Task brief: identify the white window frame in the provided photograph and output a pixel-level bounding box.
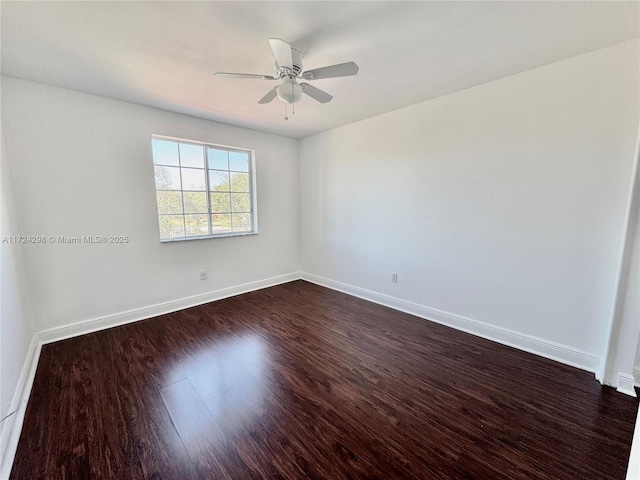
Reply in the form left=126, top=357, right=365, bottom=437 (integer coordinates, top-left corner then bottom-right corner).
left=151, top=134, right=259, bottom=242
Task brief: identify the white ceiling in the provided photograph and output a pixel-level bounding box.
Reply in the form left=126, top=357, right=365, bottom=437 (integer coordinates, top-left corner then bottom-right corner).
left=1, top=1, right=638, bottom=139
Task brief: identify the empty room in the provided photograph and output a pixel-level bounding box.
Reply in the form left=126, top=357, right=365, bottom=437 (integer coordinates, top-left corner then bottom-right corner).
left=1, top=1, right=640, bottom=479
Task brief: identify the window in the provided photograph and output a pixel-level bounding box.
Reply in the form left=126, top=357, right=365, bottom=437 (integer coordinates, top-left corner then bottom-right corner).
left=151, top=136, right=257, bottom=241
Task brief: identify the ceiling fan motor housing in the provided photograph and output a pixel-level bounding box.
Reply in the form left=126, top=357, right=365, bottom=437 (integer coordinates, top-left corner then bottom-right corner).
left=273, top=47, right=303, bottom=77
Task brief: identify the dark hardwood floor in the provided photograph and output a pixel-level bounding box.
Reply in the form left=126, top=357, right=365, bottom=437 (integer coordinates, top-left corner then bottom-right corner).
left=10, top=280, right=639, bottom=479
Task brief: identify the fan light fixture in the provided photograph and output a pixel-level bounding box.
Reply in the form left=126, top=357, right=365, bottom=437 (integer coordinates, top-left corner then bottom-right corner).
left=276, top=79, right=302, bottom=104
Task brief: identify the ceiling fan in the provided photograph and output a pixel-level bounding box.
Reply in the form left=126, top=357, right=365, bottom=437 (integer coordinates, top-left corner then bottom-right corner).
left=215, top=38, right=359, bottom=106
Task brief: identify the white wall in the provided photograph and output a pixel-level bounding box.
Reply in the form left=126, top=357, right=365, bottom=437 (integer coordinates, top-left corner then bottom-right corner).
left=0, top=125, right=36, bottom=460
left=630, top=207, right=640, bottom=379
left=602, top=124, right=639, bottom=391
left=300, top=39, right=639, bottom=366
left=1, top=77, right=300, bottom=332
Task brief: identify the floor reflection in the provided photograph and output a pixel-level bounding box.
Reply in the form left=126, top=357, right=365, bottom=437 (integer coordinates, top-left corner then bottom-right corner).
left=164, top=334, right=272, bottom=442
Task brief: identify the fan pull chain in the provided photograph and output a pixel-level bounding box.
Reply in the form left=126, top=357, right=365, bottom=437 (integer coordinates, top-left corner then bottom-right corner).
left=283, top=81, right=297, bottom=120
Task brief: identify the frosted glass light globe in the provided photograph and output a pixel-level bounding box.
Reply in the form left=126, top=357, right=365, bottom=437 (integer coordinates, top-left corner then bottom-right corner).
left=277, top=81, right=302, bottom=104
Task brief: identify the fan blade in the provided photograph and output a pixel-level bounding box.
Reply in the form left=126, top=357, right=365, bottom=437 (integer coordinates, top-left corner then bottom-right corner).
left=258, top=86, right=278, bottom=104
left=215, top=72, right=278, bottom=80
left=269, top=38, right=293, bottom=72
left=300, top=83, right=333, bottom=103
left=302, top=62, right=359, bottom=80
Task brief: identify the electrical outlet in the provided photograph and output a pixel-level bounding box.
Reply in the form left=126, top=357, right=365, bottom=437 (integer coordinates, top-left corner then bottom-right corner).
left=392, top=273, right=398, bottom=283
left=200, top=269, right=208, bottom=280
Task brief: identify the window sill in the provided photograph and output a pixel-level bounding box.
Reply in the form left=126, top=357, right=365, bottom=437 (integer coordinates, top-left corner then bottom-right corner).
left=160, top=231, right=258, bottom=243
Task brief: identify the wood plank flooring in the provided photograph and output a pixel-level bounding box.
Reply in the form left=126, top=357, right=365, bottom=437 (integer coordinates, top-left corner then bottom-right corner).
left=9, top=280, right=639, bottom=479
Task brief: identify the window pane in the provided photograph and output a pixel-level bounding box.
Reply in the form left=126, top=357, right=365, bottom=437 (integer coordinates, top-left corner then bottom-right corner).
left=232, top=213, right=252, bottom=232
left=152, top=138, right=255, bottom=241
left=155, top=166, right=182, bottom=190
left=152, top=139, right=179, bottom=166
left=183, top=191, right=207, bottom=214
left=210, top=192, right=231, bottom=213
left=181, top=168, right=206, bottom=191
left=159, top=215, right=185, bottom=239
left=184, top=214, right=209, bottom=237
left=230, top=172, right=249, bottom=192
left=211, top=214, right=232, bottom=234
left=230, top=193, right=251, bottom=213
left=179, top=143, right=204, bottom=168
left=209, top=170, right=229, bottom=191
left=156, top=191, right=183, bottom=214
left=208, top=148, right=228, bottom=170
left=229, top=151, right=249, bottom=172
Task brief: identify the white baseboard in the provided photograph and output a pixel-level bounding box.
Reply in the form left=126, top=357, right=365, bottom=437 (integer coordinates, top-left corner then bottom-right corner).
left=0, top=336, right=41, bottom=480
left=0, top=271, right=617, bottom=477
left=0, top=272, right=301, bottom=478
left=617, top=373, right=638, bottom=397
left=38, top=272, right=301, bottom=345
left=301, top=272, right=602, bottom=375
left=634, top=367, right=640, bottom=387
